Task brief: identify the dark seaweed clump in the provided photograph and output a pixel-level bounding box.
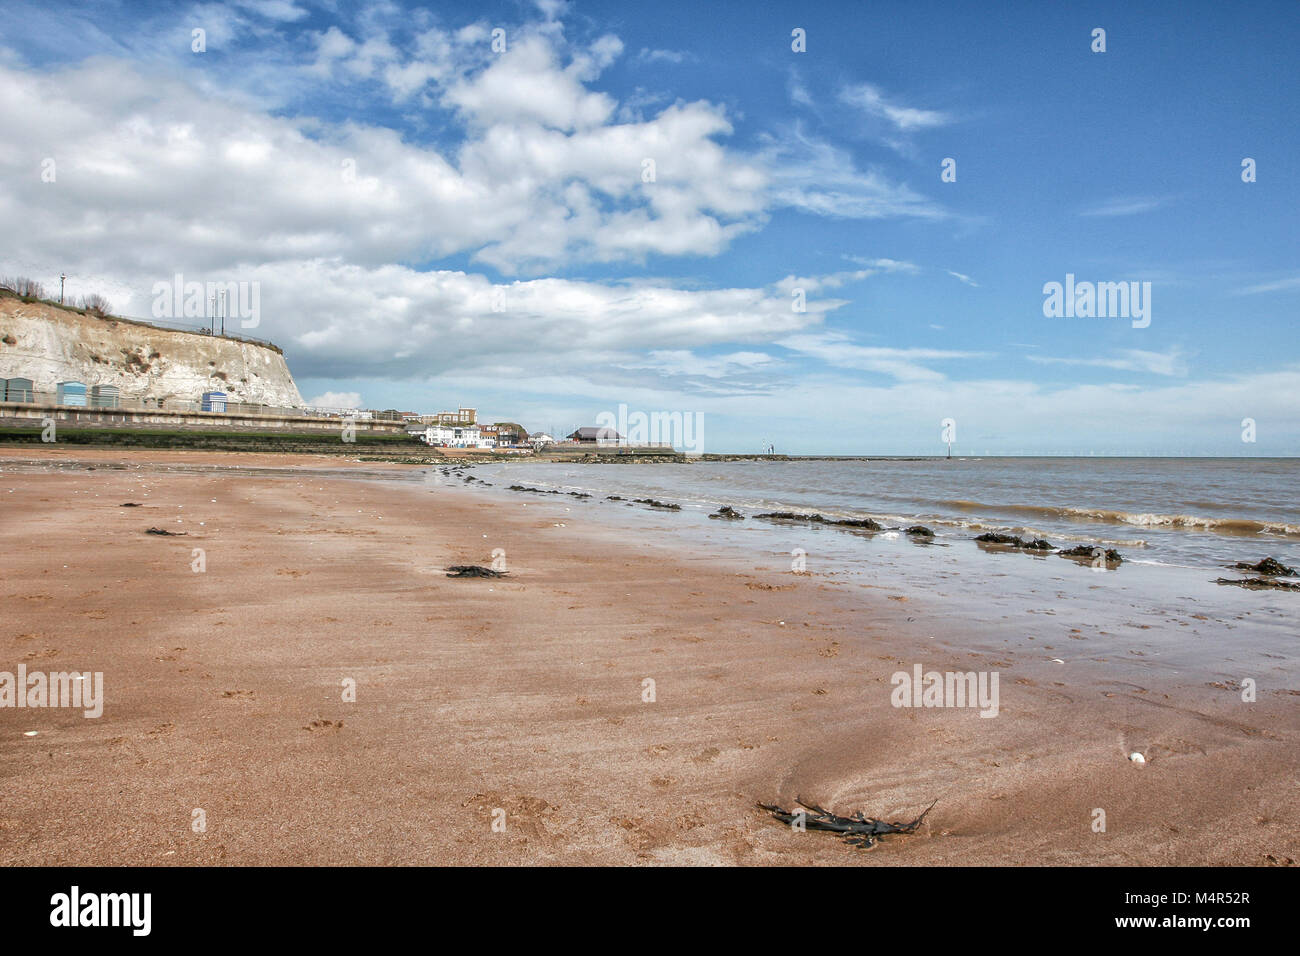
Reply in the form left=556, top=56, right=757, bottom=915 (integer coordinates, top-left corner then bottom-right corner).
left=1058, top=544, right=1124, bottom=567
left=446, top=565, right=507, bottom=578
left=754, top=512, right=883, bottom=531
left=1232, top=557, right=1296, bottom=576
left=1215, top=576, right=1300, bottom=592
left=975, top=532, right=1052, bottom=550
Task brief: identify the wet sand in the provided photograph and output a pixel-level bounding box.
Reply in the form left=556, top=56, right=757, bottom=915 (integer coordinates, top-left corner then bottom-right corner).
left=1, top=449, right=1297, bottom=865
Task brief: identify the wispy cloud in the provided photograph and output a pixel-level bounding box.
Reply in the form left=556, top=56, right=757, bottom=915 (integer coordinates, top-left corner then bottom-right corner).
left=946, top=270, right=978, bottom=287
left=757, top=126, right=945, bottom=220
left=774, top=259, right=918, bottom=295
left=1235, top=275, right=1300, bottom=295
left=235, top=0, right=309, bottom=22
left=844, top=256, right=919, bottom=273
left=1027, top=349, right=1188, bottom=377
left=622, top=349, right=776, bottom=379
left=779, top=332, right=988, bottom=382
left=1078, top=196, right=1169, bottom=217
left=788, top=70, right=815, bottom=110
left=838, top=83, right=950, bottom=131
left=636, top=48, right=692, bottom=64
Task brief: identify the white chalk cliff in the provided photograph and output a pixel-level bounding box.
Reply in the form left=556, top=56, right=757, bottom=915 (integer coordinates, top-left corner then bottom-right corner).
left=0, top=297, right=303, bottom=407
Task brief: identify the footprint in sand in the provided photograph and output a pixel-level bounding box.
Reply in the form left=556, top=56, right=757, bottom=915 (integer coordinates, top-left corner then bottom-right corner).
left=303, top=719, right=344, bottom=732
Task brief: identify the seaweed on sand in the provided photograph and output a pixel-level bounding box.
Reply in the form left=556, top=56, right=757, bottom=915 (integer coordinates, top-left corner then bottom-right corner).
left=446, top=565, right=508, bottom=578
left=1215, top=576, right=1300, bottom=592
left=1231, top=557, right=1296, bottom=576
left=754, top=512, right=883, bottom=531
left=758, top=798, right=937, bottom=849
left=1058, top=545, right=1124, bottom=567
left=975, top=533, right=1052, bottom=550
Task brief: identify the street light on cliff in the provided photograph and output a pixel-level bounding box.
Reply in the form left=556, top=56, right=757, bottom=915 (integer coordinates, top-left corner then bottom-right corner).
left=60, top=273, right=66, bottom=305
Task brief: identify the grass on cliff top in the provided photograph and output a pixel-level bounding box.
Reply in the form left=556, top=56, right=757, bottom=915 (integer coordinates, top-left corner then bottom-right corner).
left=0, top=287, right=283, bottom=354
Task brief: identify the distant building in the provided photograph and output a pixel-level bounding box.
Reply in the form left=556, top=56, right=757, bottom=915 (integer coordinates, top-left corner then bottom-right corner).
left=567, top=426, right=622, bottom=446
left=529, top=432, right=555, bottom=446
left=425, top=406, right=476, bottom=426
left=481, top=422, right=528, bottom=447
left=408, top=423, right=490, bottom=448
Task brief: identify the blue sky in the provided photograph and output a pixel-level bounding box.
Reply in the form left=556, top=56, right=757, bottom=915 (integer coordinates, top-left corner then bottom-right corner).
left=1, top=0, right=1296, bottom=454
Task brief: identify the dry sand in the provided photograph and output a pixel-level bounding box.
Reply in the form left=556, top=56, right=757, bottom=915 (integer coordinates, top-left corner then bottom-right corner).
left=1, top=449, right=1297, bottom=865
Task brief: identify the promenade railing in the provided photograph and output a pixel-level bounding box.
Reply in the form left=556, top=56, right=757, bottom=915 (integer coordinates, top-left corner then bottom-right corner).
left=2, top=389, right=383, bottom=422
left=104, top=314, right=282, bottom=351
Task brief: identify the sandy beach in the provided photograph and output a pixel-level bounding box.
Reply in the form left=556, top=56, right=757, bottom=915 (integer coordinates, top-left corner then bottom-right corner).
left=1, top=449, right=1297, bottom=866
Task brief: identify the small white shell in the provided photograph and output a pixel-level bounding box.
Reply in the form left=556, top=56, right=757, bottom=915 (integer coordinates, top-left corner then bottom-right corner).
left=1129, top=752, right=1146, bottom=765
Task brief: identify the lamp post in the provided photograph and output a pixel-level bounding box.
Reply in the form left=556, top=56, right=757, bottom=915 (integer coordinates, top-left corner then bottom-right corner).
left=209, top=294, right=216, bottom=333
left=60, top=273, right=66, bottom=305
left=217, top=290, right=226, bottom=337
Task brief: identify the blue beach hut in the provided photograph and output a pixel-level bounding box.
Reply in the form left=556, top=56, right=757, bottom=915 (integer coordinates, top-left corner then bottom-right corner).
left=201, top=391, right=227, bottom=412
left=57, top=381, right=87, bottom=406
left=5, top=378, right=34, bottom=402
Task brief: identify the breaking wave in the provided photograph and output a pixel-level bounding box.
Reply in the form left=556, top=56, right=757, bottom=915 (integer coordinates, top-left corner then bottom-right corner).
left=939, top=500, right=1299, bottom=537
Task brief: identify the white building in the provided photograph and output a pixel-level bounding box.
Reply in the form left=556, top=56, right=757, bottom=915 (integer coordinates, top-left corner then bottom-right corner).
left=408, top=423, right=491, bottom=448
